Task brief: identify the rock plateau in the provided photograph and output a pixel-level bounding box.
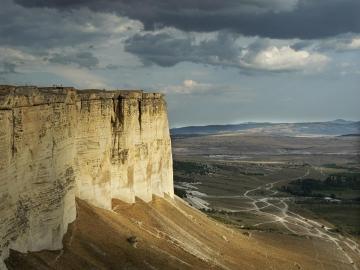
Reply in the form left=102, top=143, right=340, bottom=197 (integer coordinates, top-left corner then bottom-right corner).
left=0, top=86, right=173, bottom=269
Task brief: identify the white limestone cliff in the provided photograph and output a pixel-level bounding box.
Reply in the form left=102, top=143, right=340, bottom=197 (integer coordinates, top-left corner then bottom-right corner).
left=0, top=86, right=173, bottom=268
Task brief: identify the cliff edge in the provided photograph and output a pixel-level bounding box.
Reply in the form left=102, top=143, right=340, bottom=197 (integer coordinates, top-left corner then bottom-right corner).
left=0, top=85, right=173, bottom=268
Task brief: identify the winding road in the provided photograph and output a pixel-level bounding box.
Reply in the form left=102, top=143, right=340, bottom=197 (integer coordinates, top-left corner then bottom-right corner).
left=181, top=169, right=360, bottom=269
left=240, top=170, right=360, bottom=270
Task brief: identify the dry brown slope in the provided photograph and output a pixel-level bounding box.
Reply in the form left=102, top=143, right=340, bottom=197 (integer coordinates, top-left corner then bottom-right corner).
left=5, top=196, right=354, bottom=270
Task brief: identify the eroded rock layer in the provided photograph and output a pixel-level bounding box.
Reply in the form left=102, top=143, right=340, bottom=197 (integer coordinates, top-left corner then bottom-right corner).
left=0, top=86, right=173, bottom=267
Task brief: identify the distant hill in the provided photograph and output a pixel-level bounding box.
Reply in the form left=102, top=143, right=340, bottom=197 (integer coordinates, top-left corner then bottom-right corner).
left=340, top=133, right=360, bottom=137
left=171, top=120, right=360, bottom=137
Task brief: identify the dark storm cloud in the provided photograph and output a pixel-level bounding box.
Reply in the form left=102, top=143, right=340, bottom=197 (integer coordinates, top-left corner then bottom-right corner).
left=124, top=32, right=329, bottom=72
left=292, top=34, right=360, bottom=52
left=13, top=0, right=299, bottom=14
left=48, top=51, right=99, bottom=69
left=125, top=32, right=239, bottom=67
left=14, top=0, right=360, bottom=39
left=0, top=0, right=117, bottom=49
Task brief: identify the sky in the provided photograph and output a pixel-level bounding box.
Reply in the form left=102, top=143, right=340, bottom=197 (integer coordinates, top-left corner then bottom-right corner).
left=0, top=0, right=359, bottom=127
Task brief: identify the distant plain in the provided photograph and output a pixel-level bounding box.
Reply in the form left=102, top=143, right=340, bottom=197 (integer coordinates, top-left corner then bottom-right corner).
left=172, top=131, right=360, bottom=268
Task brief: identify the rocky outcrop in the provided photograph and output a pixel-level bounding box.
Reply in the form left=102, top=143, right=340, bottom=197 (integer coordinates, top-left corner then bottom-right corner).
left=0, top=86, right=173, bottom=268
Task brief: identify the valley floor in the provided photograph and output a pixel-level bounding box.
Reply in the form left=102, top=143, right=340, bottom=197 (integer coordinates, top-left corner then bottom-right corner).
left=171, top=132, right=360, bottom=269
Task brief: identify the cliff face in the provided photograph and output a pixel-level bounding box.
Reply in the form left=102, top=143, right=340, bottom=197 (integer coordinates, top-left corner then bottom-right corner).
left=0, top=86, right=173, bottom=267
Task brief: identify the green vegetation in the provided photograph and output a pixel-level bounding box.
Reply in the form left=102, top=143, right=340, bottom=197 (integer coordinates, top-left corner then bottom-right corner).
left=213, top=164, right=265, bottom=175
left=280, top=171, right=360, bottom=235
left=322, top=163, right=347, bottom=169
left=322, top=163, right=360, bottom=171
left=173, top=160, right=214, bottom=175
left=279, top=172, right=360, bottom=199
left=174, top=175, right=194, bottom=183
left=294, top=203, right=360, bottom=236
left=174, top=187, right=187, bottom=198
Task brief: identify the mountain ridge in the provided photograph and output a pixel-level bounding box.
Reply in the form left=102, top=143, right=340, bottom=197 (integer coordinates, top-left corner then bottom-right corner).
left=171, top=120, right=360, bottom=136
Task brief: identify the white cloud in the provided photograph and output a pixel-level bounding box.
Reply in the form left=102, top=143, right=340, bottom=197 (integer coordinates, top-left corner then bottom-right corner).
left=0, top=47, right=45, bottom=75
left=183, top=79, right=199, bottom=88
left=333, top=36, right=360, bottom=51
left=163, top=80, right=213, bottom=94
left=161, top=80, right=256, bottom=104
left=0, top=47, right=37, bottom=63
left=125, top=30, right=331, bottom=73
left=240, top=46, right=329, bottom=71
left=347, top=38, right=360, bottom=50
